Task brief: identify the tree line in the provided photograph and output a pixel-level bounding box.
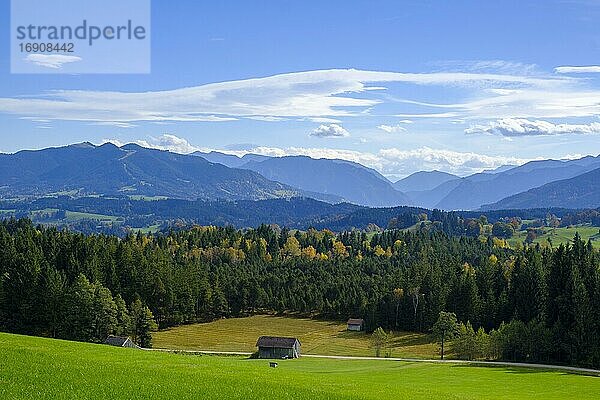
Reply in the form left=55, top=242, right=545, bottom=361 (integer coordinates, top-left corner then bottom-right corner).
left=0, top=218, right=598, bottom=367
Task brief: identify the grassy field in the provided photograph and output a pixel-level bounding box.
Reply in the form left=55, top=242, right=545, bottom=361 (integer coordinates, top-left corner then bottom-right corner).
left=130, top=224, right=162, bottom=234
left=64, top=211, right=121, bottom=222
left=1, top=332, right=599, bottom=400
left=128, top=195, right=168, bottom=201
left=25, top=209, right=121, bottom=223
left=509, top=225, right=600, bottom=249
left=153, top=315, right=441, bottom=359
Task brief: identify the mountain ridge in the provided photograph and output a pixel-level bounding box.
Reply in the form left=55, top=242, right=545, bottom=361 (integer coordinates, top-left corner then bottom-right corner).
left=482, top=167, right=600, bottom=210
left=434, top=155, right=600, bottom=210
left=0, top=143, right=337, bottom=202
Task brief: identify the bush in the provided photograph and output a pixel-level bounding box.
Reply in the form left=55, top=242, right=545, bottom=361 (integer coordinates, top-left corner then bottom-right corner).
left=453, top=322, right=477, bottom=360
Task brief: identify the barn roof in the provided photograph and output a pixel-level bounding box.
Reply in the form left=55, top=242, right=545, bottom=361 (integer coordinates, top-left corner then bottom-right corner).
left=347, top=318, right=365, bottom=325
left=256, top=336, right=300, bottom=348
left=104, top=335, right=131, bottom=347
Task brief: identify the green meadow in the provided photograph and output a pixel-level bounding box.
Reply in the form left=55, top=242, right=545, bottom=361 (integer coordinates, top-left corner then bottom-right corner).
left=1, top=332, right=599, bottom=400
left=153, top=315, right=439, bottom=359
left=509, top=225, right=600, bottom=249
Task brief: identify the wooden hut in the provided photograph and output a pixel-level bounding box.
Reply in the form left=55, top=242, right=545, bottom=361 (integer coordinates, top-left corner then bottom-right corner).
left=256, top=336, right=301, bottom=359
left=104, top=335, right=139, bottom=349
left=347, top=318, right=365, bottom=331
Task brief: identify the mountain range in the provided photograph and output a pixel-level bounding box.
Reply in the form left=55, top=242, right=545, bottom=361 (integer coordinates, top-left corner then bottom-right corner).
left=194, top=151, right=408, bottom=207
left=0, top=143, right=335, bottom=202
left=393, top=170, right=459, bottom=192
left=0, top=143, right=599, bottom=211
left=435, top=155, right=600, bottom=210
left=483, top=167, right=600, bottom=210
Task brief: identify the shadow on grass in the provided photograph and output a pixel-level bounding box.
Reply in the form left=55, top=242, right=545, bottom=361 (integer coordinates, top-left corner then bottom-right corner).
left=334, top=331, right=365, bottom=339
left=451, top=363, right=599, bottom=377
left=390, top=333, right=432, bottom=348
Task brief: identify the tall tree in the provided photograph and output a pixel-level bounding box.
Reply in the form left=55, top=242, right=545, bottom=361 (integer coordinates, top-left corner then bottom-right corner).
left=130, top=299, right=158, bottom=348
left=432, top=311, right=459, bottom=360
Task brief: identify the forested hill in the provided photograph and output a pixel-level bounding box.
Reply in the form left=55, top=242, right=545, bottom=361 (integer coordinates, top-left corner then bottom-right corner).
left=0, top=142, right=339, bottom=202
left=1, top=195, right=584, bottom=236
left=1, top=218, right=599, bottom=368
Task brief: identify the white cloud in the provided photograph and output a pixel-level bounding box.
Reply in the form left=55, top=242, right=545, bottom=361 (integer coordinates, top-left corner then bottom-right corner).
left=465, top=118, right=600, bottom=136
left=377, top=124, right=407, bottom=133
left=408, top=87, right=600, bottom=120
left=25, top=54, right=82, bottom=69
left=555, top=66, right=600, bottom=74
left=93, top=121, right=136, bottom=128
left=310, top=124, right=350, bottom=138
left=102, top=134, right=200, bottom=154
left=245, top=116, right=286, bottom=122
left=0, top=68, right=573, bottom=125
left=432, top=60, right=540, bottom=76
left=207, top=144, right=531, bottom=178
left=396, top=112, right=461, bottom=119
left=376, top=147, right=530, bottom=177
left=105, top=134, right=595, bottom=178
left=398, top=119, right=413, bottom=124
left=304, top=117, right=343, bottom=123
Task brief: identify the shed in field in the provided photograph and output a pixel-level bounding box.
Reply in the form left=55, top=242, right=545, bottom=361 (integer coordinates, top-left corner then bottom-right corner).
left=104, top=335, right=139, bottom=349
left=347, top=318, right=365, bottom=331
left=256, top=336, right=301, bottom=359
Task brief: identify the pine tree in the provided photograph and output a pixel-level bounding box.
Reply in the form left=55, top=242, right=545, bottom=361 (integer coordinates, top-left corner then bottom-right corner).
left=64, top=274, right=95, bottom=341
left=130, top=299, right=158, bottom=348
left=92, top=284, right=118, bottom=342
left=114, top=294, right=131, bottom=336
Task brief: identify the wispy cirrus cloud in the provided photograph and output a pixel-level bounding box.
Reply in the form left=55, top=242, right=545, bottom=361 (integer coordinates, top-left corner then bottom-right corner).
left=431, top=60, right=540, bottom=76
left=0, top=68, right=574, bottom=125
left=465, top=118, right=600, bottom=136
left=93, top=121, right=136, bottom=128
left=410, top=87, right=600, bottom=120
left=555, top=65, right=600, bottom=74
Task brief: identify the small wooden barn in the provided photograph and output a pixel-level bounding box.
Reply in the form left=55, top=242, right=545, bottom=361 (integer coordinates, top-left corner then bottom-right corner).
left=104, top=335, right=139, bottom=349
left=256, top=336, right=301, bottom=359
left=347, top=318, right=365, bottom=331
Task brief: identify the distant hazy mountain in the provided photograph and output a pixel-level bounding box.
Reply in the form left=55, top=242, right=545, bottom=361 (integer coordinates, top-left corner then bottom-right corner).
left=0, top=143, right=330, bottom=201
left=482, top=167, right=600, bottom=210
left=434, top=155, right=600, bottom=210
left=194, top=151, right=270, bottom=168
left=405, top=179, right=463, bottom=209
left=393, top=170, right=459, bottom=192
left=482, top=165, right=517, bottom=174
left=237, top=155, right=409, bottom=207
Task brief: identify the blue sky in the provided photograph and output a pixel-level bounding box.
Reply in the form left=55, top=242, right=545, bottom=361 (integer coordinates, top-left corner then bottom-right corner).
left=1, top=0, right=600, bottom=179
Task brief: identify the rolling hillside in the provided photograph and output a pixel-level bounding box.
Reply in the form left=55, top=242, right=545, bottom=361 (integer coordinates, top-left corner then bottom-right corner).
left=153, top=315, right=437, bottom=358
left=2, top=332, right=599, bottom=400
